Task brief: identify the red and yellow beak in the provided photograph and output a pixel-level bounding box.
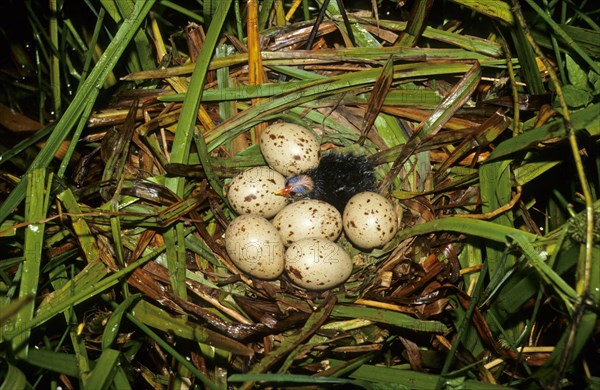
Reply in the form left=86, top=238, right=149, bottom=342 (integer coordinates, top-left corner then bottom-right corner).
left=275, top=185, right=293, bottom=197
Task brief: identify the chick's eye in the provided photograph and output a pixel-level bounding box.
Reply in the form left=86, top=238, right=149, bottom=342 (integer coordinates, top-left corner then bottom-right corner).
left=286, top=177, right=300, bottom=186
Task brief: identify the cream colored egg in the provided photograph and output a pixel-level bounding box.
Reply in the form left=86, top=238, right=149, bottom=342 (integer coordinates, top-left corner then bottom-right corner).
left=226, top=166, right=288, bottom=218
left=273, top=200, right=342, bottom=246
left=225, top=214, right=285, bottom=279
left=343, top=192, right=398, bottom=249
left=285, top=238, right=353, bottom=290
left=259, top=122, right=320, bottom=176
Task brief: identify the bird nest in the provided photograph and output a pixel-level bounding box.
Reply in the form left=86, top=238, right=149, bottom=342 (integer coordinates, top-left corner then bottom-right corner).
left=1, top=1, right=599, bottom=389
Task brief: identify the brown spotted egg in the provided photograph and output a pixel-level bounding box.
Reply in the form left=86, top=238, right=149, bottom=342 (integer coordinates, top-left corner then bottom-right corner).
left=343, top=192, right=398, bottom=249
left=226, top=166, right=288, bottom=218
left=259, top=122, right=320, bottom=176
left=225, top=214, right=285, bottom=279
left=272, top=200, right=342, bottom=246
left=285, top=238, right=353, bottom=290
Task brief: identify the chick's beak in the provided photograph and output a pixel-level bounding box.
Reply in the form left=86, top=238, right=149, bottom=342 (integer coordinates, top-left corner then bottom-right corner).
left=275, top=185, right=293, bottom=197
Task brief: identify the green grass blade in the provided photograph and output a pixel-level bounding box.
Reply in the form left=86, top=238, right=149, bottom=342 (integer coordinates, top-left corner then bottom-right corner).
left=49, top=0, right=61, bottom=116
left=167, top=0, right=233, bottom=171
left=513, top=159, right=561, bottom=185
left=510, top=24, right=545, bottom=95
left=0, top=362, right=28, bottom=390
left=159, top=81, right=441, bottom=107
left=228, top=373, right=350, bottom=384
left=85, top=348, right=121, bottom=390
left=439, top=260, right=488, bottom=382
left=12, top=168, right=52, bottom=358
left=449, top=0, right=514, bottom=24
left=396, top=217, right=538, bottom=245
left=56, top=187, right=100, bottom=262
left=112, top=367, right=132, bottom=390
left=258, top=0, right=274, bottom=30
left=99, top=0, right=125, bottom=23
left=396, top=0, right=433, bottom=47
left=479, top=161, right=515, bottom=276
left=77, top=8, right=106, bottom=90
left=507, top=233, right=579, bottom=309
left=113, top=0, right=155, bottom=72
left=329, top=359, right=510, bottom=389
left=159, top=0, right=203, bottom=22
left=163, top=0, right=232, bottom=299
left=24, top=349, right=81, bottom=377
left=164, top=227, right=188, bottom=299
left=57, top=99, right=95, bottom=178
left=124, top=46, right=499, bottom=81
left=202, top=0, right=219, bottom=27
left=48, top=262, right=92, bottom=382
left=0, top=124, right=54, bottom=168
left=381, top=61, right=481, bottom=192
left=101, top=294, right=141, bottom=349
left=331, top=305, right=448, bottom=333
left=0, top=297, right=32, bottom=327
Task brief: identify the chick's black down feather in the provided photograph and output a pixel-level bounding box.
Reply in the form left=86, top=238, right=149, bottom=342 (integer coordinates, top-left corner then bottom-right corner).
left=305, top=153, right=376, bottom=212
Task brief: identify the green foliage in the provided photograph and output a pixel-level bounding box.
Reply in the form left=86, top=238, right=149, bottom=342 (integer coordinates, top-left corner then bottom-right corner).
left=0, top=0, right=598, bottom=388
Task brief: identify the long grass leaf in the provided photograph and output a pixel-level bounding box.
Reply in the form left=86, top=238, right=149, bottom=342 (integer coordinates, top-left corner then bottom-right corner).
left=24, top=349, right=80, bottom=378
left=123, top=47, right=499, bottom=80
left=229, top=373, right=349, bottom=384
left=397, top=217, right=538, bottom=245
left=85, top=348, right=121, bottom=390
left=328, top=359, right=509, bottom=389
left=56, top=188, right=100, bottom=263
left=510, top=25, right=545, bottom=95
left=479, top=161, right=515, bottom=276
left=101, top=294, right=141, bottom=349
left=0, top=362, right=28, bottom=390
left=449, top=0, right=514, bottom=24
left=396, top=0, right=433, bottom=47
left=162, top=0, right=232, bottom=299
left=332, top=305, right=448, bottom=333
left=167, top=0, right=233, bottom=171
left=12, top=168, right=52, bottom=357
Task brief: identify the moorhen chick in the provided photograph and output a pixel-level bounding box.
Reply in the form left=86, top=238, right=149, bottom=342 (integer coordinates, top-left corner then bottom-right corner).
left=276, top=153, right=376, bottom=212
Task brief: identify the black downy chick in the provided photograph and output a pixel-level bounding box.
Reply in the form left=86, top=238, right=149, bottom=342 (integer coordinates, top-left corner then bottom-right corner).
left=276, top=153, right=376, bottom=212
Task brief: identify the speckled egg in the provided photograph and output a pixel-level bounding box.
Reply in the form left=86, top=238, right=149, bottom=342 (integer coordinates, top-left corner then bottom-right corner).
left=225, top=214, right=285, bottom=279
left=226, top=166, right=288, bottom=218
left=285, top=238, right=353, bottom=290
left=343, top=192, right=398, bottom=249
left=259, top=122, right=320, bottom=176
left=272, top=200, right=342, bottom=246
